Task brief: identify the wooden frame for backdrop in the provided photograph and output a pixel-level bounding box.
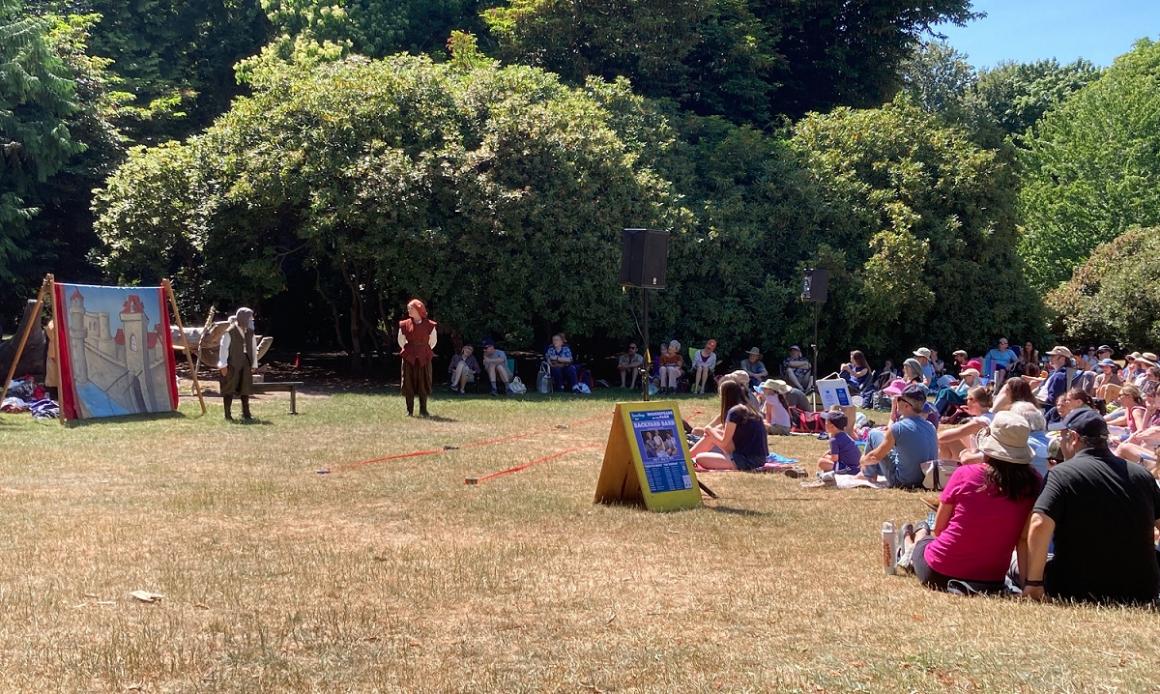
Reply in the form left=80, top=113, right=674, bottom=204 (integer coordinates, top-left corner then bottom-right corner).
left=1, top=275, right=206, bottom=423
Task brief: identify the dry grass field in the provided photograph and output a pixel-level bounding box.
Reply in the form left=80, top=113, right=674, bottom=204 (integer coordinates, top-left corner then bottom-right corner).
left=1, top=390, right=1156, bottom=692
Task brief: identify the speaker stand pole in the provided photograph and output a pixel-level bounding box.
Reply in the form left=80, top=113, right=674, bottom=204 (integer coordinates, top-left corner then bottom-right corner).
left=640, top=287, right=650, bottom=402
left=810, top=299, right=820, bottom=411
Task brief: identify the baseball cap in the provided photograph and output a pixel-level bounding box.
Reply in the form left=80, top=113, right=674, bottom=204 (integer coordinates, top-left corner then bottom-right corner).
left=959, top=368, right=980, bottom=378
left=898, top=384, right=927, bottom=408
left=1062, top=408, right=1108, bottom=439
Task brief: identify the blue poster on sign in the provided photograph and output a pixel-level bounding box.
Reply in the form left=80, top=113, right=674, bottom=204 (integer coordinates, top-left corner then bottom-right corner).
left=629, top=409, right=693, bottom=494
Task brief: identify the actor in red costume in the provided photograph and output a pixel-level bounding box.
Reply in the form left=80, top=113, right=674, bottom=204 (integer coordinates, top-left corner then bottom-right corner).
left=398, top=299, right=437, bottom=417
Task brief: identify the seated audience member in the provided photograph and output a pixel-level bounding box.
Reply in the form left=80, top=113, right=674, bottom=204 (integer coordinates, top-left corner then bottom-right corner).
left=690, top=381, right=769, bottom=471
left=782, top=345, right=814, bottom=393
left=617, top=342, right=644, bottom=389
left=1097, top=344, right=1114, bottom=362
left=658, top=340, right=684, bottom=394
left=1017, top=341, right=1039, bottom=376
left=984, top=337, right=1019, bottom=383
left=886, top=372, right=939, bottom=429
left=901, top=358, right=925, bottom=387
left=448, top=345, right=481, bottom=394
left=1121, top=353, right=1140, bottom=383
left=1106, top=384, right=1146, bottom=435
left=912, top=348, right=936, bottom=388
left=930, top=349, right=946, bottom=379
left=880, top=359, right=898, bottom=378
left=948, top=350, right=969, bottom=379
left=1094, top=358, right=1122, bottom=394
left=1010, top=402, right=1051, bottom=478
left=691, top=339, right=718, bottom=394
left=992, top=376, right=1038, bottom=412
left=1077, top=346, right=1098, bottom=371
left=859, top=385, right=938, bottom=489
left=839, top=350, right=873, bottom=393
left=545, top=333, right=578, bottom=392
left=759, top=379, right=793, bottom=436
left=742, top=347, right=768, bottom=388
left=1039, top=346, right=1075, bottom=417
left=817, top=411, right=860, bottom=476
left=933, top=368, right=979, bottom=416
left=1023, top=409, right=1160, bottom=604
left=1133, top=355, right=1159, bottom=386
left=901, top=412, right=1041, bottom=591
left=1113, top=384, right=1160, bottom=466
left=937, top=387, right=994, bottom=461
left=480, top=339, right=512, bottom=395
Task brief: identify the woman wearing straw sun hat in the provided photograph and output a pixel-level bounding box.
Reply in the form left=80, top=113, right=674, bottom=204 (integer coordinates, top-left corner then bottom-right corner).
left=896, top=411, right=1043, bottom=591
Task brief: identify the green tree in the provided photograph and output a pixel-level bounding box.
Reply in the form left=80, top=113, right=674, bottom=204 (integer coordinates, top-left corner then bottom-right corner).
left=790, top=98, right=1043, bottom=355
left=485, top=0, right=978, bottom=126
left=898, top=40, right=974, bottom=119
left=29, top=0, right=270, bottom=143
left=94, top=55, right=685, bottom=363
left=1018, top=39, right=1160, bottom=291
left=1045, top=227, right=1160, bottom=348
left=965, top=57, right=1101, bottom=146
left=0, top=0, right=82, bottom=312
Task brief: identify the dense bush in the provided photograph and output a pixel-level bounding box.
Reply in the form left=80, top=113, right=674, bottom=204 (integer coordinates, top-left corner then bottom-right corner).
left=1046, top=227, right=1160, bottom=349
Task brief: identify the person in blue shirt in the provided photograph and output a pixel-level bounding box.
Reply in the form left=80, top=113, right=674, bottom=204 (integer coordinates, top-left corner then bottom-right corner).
left=913, top=347, right=936, bottom=388
left=817, top=411, right=861, bottom=475
left=544, top=333, right=578, bottom=392
left=1041, top=346, right=1076, bottom=422
left=983, top=337, right=1019, bottom=382
left=859, top=385, right=938, bottom=489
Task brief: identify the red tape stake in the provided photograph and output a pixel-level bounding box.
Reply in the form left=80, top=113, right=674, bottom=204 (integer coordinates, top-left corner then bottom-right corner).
left=465, top=444, right=600, bottom=486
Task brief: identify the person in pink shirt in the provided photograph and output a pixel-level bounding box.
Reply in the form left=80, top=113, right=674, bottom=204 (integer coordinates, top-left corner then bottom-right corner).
left=902, top=412, right=1043, bottom=590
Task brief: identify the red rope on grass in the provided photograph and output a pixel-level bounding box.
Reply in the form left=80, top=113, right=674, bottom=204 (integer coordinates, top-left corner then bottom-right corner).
left=335, top=411, right=609, bottom=472
left=465, top=444, right=601, bottom=486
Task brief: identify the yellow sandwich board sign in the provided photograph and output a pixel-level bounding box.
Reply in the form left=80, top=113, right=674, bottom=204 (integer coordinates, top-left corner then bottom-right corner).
left=594, top=402, right=702, bottom=512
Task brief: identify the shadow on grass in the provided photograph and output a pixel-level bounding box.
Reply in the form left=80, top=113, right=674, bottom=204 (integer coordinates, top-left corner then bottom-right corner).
left=64, top=410, right=190, bottom=428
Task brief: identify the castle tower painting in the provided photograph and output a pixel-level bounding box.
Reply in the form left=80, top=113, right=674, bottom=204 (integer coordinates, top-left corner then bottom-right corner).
left=52, top=283, right=179, bottom=421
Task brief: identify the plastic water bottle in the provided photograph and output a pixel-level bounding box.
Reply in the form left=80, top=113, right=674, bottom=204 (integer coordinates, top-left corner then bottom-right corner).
left=881, top=521, right=897, bottom=575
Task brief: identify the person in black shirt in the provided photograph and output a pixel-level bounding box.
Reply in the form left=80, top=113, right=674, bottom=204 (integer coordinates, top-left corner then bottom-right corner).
left=1023, top=409, right=1160, bottom=604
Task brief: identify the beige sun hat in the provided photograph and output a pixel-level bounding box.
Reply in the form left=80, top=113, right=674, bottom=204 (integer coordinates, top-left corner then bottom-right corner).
left=746, top=347, right=762, bottom=356
left=1046, top=346, right=1073, bottom=359
left=977, top=411, right=1032, bottom=465
left=959, top=368, right=980, bottom=378
left=913, top=347, right=932, bottom=359
left=759, top=379, right=789, bottom=394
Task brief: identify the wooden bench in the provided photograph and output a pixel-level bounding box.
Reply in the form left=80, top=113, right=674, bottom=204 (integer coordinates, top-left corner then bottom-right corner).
left=251, top=381, right=305, bottom=414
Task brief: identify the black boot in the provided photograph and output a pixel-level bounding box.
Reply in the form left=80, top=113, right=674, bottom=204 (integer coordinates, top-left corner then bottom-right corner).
left=223, top=396, right=234, bottom=421
left=241, top=396, right=253, bottom=421
left=419, top=396, right=430, bottom=417
left=405, top=395, right=414, bottom=417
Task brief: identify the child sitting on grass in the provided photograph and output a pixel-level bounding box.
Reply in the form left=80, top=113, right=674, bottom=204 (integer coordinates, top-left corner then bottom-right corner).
left=816, top=411, right=860, bottom=476
left=760, top=379, right=793, bottom=435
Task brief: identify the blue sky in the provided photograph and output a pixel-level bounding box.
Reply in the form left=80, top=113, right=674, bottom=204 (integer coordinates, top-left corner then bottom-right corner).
left=936, top=0, right=1160, bottom=69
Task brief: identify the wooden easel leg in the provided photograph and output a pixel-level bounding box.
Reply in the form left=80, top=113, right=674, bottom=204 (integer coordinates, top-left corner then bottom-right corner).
left=163, top=279, right=207, bottom=415
left=0, top=275, right=51, bottom=406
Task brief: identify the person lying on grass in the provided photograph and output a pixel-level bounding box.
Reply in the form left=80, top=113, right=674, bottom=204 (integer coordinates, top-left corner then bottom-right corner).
left=816, top=411, right=860, bottom=476
left=937, top=387, right=994, bottom=462
left=896, top=412, right=1041, bottom=592
left=689, top=380, right=769, bottom=472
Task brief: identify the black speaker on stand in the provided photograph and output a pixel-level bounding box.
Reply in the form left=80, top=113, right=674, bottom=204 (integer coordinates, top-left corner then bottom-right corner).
left=621, top=229, right=669, bottom=402
left=802, top=268, right=828, bottom=409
